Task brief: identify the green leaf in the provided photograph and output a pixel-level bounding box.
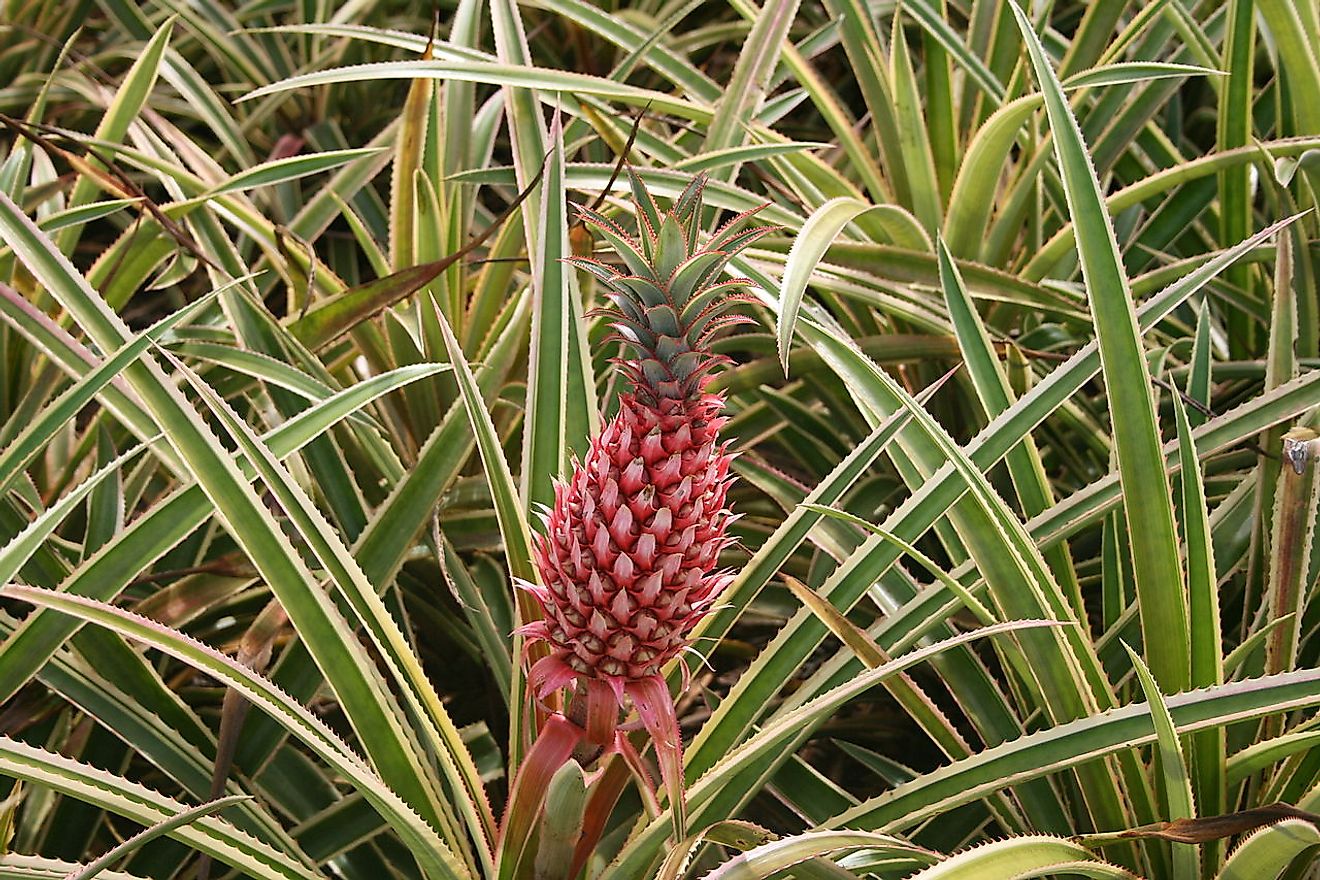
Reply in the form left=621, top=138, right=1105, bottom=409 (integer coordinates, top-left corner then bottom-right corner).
left=938, top=238, right=1081, bottom=613
left=0, top=285, right=225, bottom=493
left=0, top=735, right=320, bottom=880
left=1255, top=0, right=1320, bottom=134
left=1061, top=61, right=1224, bottom=90
left=704, top=0, right=803, bottom=168
left=704, top=830, right=936, bottom=879
left=900, top=0, right=1004, bottom=104
left=889, top=12, right=943, bottom=233
left=161, top=349, right=495, bottom=869
left=67, top=795, right=253, bottom=880
left=0, top=446, right=146, bottom=587
left=782, top=563, right=986, bottom=776
left=943, top=95, right=1041, bottom=259
left=237, top=24, right=491, bottom=61
left=205, top=149, right=385, bottom=196
left=348, top=292, right=529, bottom=610
left=1124, top=644, right=1198, bottom=878
left=0, top=363, right=452, bottom=707
left=0, top=588, right=470, bottom=880
left=673, top=207, right=1294, bottom=854
left=519, top=0, right=719, bottom=100
left=1227, top=731, right=1320, bottom=787
left=827, top=668, right=1320, bottom=834
left=430, top=293, right=539, bottom=780
left=0, top=611, right=298, bottom=856
left=1173, top=395, right=1225, bottom=827
left=521, top=115, right=597, bottom=510
left=55, top=17, right=173, bottom=254
left=29, top=198, right=142, bottom=233
left=823, top=0, right=908, bottom=207
left=1011, top=0, right=1189, bottom=693
left=673, top=143, right=831, bottom=174
left=431, top=304, right=536, bottom=584
left=906, top=836, right=1124, bottom=879
left=602, top=621, right=1068, bottom=878
left=683, top=378, right=933, bottom=681
left=1217, top=819, right=1320, bottom=879
left=778, top=198, right=917, bottom=374
left=1218, top=0, right=1257, bottom=356
left=1031, top=370, right=1320, bottom=558
left=532, top=760, right=587, bottom=880
left=0, top=853, right=146, bottom=880
left=239, top=60, right=712, bottom=122
left=1187, top=299, right=1214, bottom=427
left=169, top=340, right=386, bottom=429
left=802, top=504, right=996, bottom=624
left=0, top=183, right=467, bottom=868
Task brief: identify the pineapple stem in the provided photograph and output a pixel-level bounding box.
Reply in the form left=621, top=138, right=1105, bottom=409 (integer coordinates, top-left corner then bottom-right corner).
left=567, top=681, right=606, bottom=766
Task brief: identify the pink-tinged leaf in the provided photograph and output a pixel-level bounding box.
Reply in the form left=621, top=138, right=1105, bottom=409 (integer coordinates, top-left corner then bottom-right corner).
left=527, top=655, right=578, bottom=701
left=0, top=283, right=131, bottom=397
left=584, top=678, right=621, bottom=747
left=613, top=731, right=661, bottom=817
left=626, top=675, right=685, bottom=840
left=498, top=714, right=583, bottom=877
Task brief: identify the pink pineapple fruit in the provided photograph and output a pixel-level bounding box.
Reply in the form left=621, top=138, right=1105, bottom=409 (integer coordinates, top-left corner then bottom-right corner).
left=517, top=170, right=771, bottom=830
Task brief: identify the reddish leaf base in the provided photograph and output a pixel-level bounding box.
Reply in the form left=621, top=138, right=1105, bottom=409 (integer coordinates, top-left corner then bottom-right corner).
left=499, top=676, right=688, bottom=876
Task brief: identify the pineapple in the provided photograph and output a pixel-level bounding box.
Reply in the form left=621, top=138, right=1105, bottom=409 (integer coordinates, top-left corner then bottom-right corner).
left=517, top=171, right=771, bottom=823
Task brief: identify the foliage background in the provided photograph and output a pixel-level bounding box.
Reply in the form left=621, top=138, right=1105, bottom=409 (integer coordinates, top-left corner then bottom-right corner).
left=0, top=0, right=1319, bottom=877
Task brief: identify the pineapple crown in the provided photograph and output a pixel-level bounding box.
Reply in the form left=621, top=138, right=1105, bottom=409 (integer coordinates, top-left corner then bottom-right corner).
left=567, top=169, right=775, bottom=405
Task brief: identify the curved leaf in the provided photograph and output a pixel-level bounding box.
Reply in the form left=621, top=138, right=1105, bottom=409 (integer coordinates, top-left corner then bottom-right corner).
left=0, top=586, right=471, bottom=880
left=0, top=737, right=319, bottom=880
left=703, top=830, right=936, bottom=879
left=1218, top=819, right=1320, bottom=879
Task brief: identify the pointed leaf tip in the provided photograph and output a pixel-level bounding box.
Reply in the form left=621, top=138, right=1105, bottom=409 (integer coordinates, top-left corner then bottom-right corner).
left=778, top=197, right=882, bottom=376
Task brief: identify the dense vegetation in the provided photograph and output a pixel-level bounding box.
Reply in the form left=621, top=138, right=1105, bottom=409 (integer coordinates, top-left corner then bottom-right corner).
left=0, top=0, right=1319, bottom=877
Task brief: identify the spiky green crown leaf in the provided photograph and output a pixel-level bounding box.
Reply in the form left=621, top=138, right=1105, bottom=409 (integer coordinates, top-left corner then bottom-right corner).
left=568, top=170, right=774, bottom=404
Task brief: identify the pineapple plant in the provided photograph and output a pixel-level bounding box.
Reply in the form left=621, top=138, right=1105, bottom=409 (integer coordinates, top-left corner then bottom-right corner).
left=515, top=170, right=772, bottom=831
left=9, top=4, right=1320, bottom=878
